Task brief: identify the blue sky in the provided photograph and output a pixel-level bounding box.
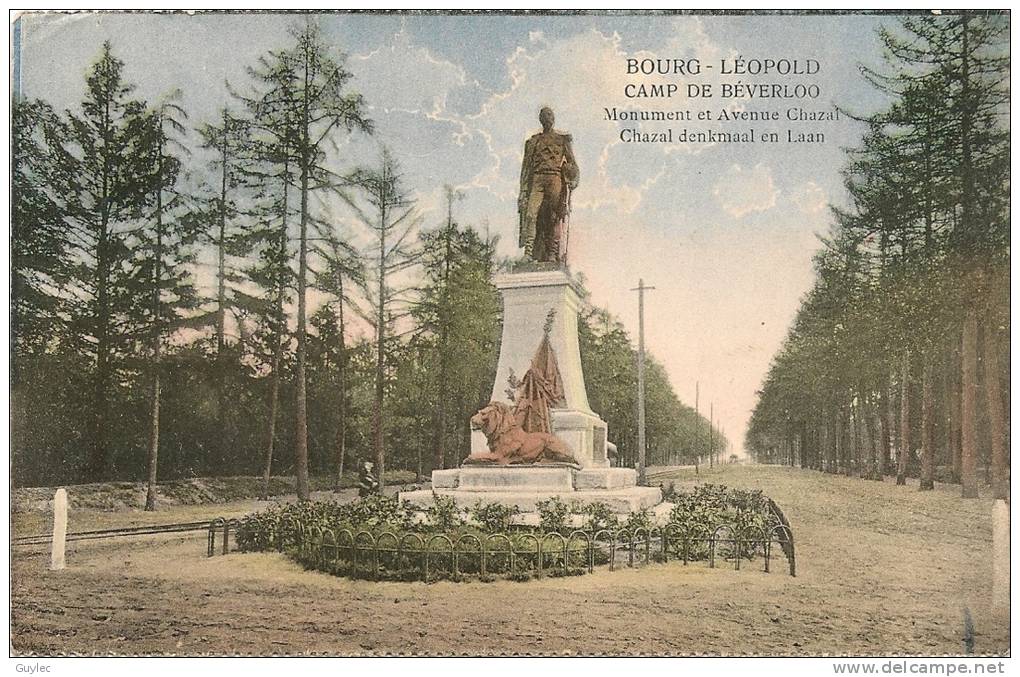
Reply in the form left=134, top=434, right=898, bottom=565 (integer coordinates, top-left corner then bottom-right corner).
left=18, top=11, right=900, bottom=455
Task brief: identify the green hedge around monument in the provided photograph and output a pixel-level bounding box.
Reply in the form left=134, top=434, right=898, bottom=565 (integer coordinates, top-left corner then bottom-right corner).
left=235, top=485, right=783, bottom=582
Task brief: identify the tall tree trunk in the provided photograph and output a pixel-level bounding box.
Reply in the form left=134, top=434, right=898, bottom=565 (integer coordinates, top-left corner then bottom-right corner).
left=261, top=354, right=281, bottom=500
left=260, top=165, right=288, bottom=501
left=431, top=209, right=454, bottom=473
left=919, top=357, right=935, bottom=490
left=333, top=289, right=348, bottom=493
left=830, top=408, right=839, bottom=473
left=881, top=379, right=894, bottom=477
left=848, top=399, right=856, bottom=473
left=372, top=173, right=388, bottom=491
left=821, top=414, right=831, bottom=473
left=982, top=314, right=1008, bottom=499
left=145, top=369, right=161, bottom=511
left=216, top=115, right=229, bottom=474
left=145, top=157, right=164, bottom=512
left=834, top=408, right=843, bottom=474
left=946, top=343, right=963, bottom=484
left=960, top=303, right=979, bottom=498
left=862, top=392, right=881, bottom=480
left=293, top=56, right=311, bottom=502
left=432, top=352, right=449, bottom=472
left=799, top=421, right=808, bottom=469
left=91, top=223, right=111, bottom=481
left=89, top=98, right=114, bottom=481
left=897, top=351, right=911, bottom=485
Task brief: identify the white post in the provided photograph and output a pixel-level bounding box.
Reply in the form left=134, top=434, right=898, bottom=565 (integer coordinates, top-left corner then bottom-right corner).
left=992, top=498, right=1009, bottom=614
left=50, top=488, right=67, bottom=571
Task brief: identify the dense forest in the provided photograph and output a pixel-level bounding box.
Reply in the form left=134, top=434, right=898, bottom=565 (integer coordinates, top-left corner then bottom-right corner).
left=747, top=16, right=1009, bottom=499
left=11, top=24, right=727, bottom=502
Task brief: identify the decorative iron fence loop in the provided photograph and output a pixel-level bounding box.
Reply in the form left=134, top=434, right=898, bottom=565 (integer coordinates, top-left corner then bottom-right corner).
left=633, top=527, right=651, bottom=565
left=398, top=532, right=425, bottom=575
left=456, top=533, right=483, bottom=577
left=566, top=530, right=593, bottom=574
left=516, top=533, right=540, bottom=577
left=769, top=523, right=796, bottom=576
left=541, top=532, right=568, bottom=576
left=425, top=534, right=455, bottom=582
left=376, top=531, right=400, bottom=576
left=321, top=528, right=337, bottom=569
left=486, top=533, right=513, bottom=578
left=613, top=528, right=636, bottom=568
left=354, top=530, right=377, bottom=577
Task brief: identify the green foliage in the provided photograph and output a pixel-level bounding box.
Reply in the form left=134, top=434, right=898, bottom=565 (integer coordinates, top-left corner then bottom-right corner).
left=236, top=480, right=788, bottom=582
left=236, top=495, right=421, bottom=553
left=622, top=509, right=653, bottom=534
left=424, top=492, right=465, bottom=531
left=412, top=218, right=500, bottom=473
left=470, top=501, right=520, bottom=533
left=578, top=501, right=618, bottom=534
left=747, top=16, right=1009, bottom=478
left=665, top=484, right=776, bottom=560
left=237, top=495, right=594, bottom=582
left=535, top=496, right=570, bottom=533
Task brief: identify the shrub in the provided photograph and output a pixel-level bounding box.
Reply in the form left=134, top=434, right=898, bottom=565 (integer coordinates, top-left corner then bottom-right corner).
left=470, top=501, right=520, bottom=533
left=424, top=492, right=465, bottom=531
left=622, top=509, right=653, bottom=534
left=579, top=501, right=618, bottom=534
left=535, top=496, right=570, bottom=533
left=665, top=484, right=779, bottom=561
left=235, top=481, right=788, bottom=582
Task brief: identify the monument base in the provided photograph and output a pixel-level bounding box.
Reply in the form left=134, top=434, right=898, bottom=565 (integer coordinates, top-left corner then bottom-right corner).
left=469, top=409, right=609, bottom=468
left=399, top=465, right=662, bottom=514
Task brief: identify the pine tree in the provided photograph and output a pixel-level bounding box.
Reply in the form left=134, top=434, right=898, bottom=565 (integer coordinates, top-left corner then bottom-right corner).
left=12, top=99, right=68, bottom=364
left=243, top=22, right=371, bottom=500
left=312, top=216, right=366, bottom=491
left=43, top=42, right=156, bottom=480
left=136, top=93, right=199, bottom=510
left=341, top=150, right=421, bottom=490
left=196, top=107, right=252, bottom=472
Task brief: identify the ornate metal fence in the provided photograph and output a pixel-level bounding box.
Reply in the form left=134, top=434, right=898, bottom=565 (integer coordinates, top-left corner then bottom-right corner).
left=210, top=518, right=796, bottom=582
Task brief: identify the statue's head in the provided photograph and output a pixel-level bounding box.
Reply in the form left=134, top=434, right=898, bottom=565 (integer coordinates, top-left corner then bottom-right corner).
left=470, top=401, right=516, bottom=438
left=539, top=106, right=555, bottom=131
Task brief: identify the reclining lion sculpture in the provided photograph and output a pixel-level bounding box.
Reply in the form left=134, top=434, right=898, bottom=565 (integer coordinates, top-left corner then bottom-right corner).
left=464, top=401, right=578, bottom=466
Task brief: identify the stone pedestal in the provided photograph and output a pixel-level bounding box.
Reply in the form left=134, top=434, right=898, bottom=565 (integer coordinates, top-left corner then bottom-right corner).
left=400, top=465, right=661, bottom=514
left=469, top=268, right=610, bottom=468
left=402, top=266, right=663, bottom=517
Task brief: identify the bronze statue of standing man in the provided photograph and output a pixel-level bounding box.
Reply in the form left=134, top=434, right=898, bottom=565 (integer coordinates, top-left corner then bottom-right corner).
left=518, top=107, right=580, bottom=264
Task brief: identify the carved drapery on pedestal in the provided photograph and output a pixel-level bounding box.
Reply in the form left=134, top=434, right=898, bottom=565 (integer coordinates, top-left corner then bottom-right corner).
left=514, top=333, right=566, bottom=434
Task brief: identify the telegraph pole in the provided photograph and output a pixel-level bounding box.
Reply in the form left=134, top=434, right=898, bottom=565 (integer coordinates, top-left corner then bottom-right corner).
left=709, top=402, right=715, bottom=468
left=632, top=279, right=655, bottom=486
left=695, top=381, right=700, bottom=467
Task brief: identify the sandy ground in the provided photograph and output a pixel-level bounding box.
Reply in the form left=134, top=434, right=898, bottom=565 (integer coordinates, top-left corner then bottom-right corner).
left=10, top=465, right=1010, bottom=656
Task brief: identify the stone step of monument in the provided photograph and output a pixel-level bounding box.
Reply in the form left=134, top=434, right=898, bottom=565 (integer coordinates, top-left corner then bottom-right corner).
left=400, top=485, right=662, bottom=514
left=430, top=466, right=638, bottom=492
left=509, top=501, right=676, bottom=528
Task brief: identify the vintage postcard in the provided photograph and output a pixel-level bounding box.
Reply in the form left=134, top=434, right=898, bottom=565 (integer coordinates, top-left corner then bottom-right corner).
left=8, top=8, right=1011, bottom=664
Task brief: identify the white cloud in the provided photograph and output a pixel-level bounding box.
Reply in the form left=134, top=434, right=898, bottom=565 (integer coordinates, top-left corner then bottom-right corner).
left=712, top=163, right=779, bottom=218
left=790, top=180, right=829, bottom=214
left=351, top=27, right=468, bottom=119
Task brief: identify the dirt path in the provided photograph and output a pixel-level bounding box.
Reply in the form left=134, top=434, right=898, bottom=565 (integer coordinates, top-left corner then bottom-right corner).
left=10, top=465, right=1009, bottom=655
